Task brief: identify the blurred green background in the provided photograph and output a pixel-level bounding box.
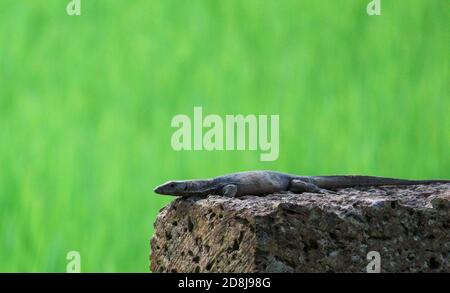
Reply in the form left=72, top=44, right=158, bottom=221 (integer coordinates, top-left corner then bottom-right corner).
left=0, top=0, right=448, bottom=272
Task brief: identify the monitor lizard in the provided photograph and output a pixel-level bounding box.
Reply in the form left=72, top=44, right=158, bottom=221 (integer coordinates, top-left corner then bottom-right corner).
left=154, top=170, right=450, bottom=198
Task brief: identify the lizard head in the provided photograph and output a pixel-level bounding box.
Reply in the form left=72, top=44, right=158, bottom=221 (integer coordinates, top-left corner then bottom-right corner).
left=154, top=180, right=190, bottom=196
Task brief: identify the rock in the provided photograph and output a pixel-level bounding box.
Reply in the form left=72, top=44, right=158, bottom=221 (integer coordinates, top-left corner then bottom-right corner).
left=150, top=183, right=450, bottom=272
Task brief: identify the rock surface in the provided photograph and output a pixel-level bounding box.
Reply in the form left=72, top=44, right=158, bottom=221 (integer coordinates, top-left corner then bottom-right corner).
left=150, top=183, right=450, bottom=272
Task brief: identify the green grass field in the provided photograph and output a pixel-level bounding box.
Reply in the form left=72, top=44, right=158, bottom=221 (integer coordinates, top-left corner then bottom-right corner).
left=0, top=0, right=448, bottom=272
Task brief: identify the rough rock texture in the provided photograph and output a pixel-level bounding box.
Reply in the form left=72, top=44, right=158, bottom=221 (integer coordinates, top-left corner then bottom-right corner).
left=150, top=183, right=450, bottom=273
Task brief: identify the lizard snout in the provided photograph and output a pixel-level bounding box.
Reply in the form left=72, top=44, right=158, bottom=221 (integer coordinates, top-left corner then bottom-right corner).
left=153, top=185, right=163, bottom=194
left=154, top=181, right=178, bottom=195
left=153, top=183, right=170, bottom=194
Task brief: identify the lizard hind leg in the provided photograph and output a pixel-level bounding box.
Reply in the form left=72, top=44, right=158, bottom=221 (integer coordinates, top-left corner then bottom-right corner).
left=222, top=184, right=238, bottom=198
left=290, top=179, right=335, bottom=194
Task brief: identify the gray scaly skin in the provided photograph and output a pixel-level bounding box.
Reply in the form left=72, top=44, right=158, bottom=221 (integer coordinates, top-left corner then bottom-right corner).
left=154, top=170, right=450, bottom=198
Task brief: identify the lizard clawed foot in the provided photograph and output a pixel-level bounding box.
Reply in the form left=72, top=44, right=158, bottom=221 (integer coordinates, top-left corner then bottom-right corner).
left=222, top=184, right=238, bottom=198
left=318, top=188, right=337, bottom=195
left=290, top=179, right=338, bottom=195
left=290, top=179, right=321, bottom=194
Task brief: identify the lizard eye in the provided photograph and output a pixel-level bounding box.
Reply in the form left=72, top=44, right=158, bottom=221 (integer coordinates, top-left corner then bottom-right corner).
left=170, top=183, right=175, bottom=188
left=183, top=184, right=188, bottom=191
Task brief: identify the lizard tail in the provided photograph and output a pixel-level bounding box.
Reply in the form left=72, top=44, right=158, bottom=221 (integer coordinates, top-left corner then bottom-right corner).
left=310, top=175, right=450, bottom=189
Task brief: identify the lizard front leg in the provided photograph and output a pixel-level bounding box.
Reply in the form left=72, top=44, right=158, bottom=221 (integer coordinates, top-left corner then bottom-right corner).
left=290, top=179, right=335, bottom=194
left=222, top=184, right=238, bottom=197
